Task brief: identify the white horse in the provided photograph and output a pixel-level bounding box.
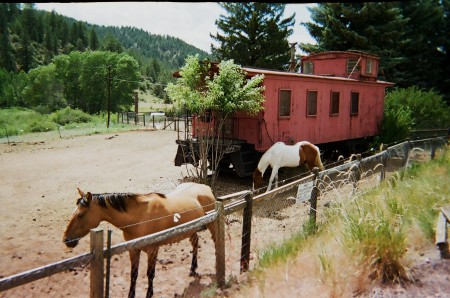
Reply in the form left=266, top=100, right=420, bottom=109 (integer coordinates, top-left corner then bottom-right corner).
left=253, top=141, right=324, bottom=192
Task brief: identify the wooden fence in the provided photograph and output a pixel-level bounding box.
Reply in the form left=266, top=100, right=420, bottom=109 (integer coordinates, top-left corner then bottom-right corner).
left=0, top=137, right=447, bottom=297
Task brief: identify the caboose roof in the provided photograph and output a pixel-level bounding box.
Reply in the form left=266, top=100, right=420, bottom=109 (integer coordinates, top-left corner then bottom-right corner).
left=242, top=66, right=393, bottom=86
left=302, top=50, right=380, bottom=61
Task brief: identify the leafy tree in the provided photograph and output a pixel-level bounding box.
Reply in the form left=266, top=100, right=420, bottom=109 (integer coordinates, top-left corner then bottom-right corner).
left=53, top=51, right=83, bottom=108
left=211, top=2, right=295, bottom=70
left=22, top=63, right=65, bottom=111
left=166, top=55, right=265, bottom=188
left=111, top=53, right=140, bottom=112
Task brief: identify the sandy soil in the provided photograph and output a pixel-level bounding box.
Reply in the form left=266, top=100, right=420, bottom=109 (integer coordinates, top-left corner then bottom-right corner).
left=0, top=130, right=449, bottom=297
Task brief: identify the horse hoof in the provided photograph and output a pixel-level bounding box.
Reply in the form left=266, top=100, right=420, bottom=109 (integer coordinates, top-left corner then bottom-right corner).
left=189, top=271, right=198, bottom=277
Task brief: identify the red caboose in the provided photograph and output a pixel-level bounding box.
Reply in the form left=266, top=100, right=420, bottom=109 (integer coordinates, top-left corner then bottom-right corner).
left=174, top=51, right=393, bottom=177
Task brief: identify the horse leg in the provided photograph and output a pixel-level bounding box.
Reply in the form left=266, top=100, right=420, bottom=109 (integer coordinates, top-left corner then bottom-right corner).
left=189, top=232, right=199, bottom=276
left=128, top=249, right=141, bottom=298
left=267, top=167, right=279, bottom=192
left=145, top=248, right=158, bottom=298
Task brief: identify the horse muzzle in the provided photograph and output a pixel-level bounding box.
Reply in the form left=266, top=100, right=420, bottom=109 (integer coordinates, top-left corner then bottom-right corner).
left=64, top=237, right=79, bottom=248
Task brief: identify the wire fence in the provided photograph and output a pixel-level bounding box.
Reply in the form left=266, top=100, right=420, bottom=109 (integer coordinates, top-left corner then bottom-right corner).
left=0, top=137, right=447, bottom=298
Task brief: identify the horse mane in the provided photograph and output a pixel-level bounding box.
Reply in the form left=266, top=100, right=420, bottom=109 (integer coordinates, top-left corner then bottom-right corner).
left=89, top=192, right=167, bottom=212
left=92, top=193, right=135, bottom=212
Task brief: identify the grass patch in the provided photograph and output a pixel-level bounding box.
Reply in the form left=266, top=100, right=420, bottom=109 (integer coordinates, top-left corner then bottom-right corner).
left=0, top=107, right=142, bottom=142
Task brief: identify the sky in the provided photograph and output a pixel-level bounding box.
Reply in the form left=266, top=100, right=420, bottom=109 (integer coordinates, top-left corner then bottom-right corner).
left=35, top=2, right=317, bottom=54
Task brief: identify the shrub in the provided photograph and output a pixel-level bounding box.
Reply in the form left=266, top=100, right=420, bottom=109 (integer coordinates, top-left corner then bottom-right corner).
left=29, top=119, right=57, bottom=132
left=50, top=107, right=92, bottom=126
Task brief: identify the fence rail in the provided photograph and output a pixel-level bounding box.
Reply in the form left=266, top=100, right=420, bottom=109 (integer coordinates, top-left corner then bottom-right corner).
left=0, top=137, right=447, bottom=297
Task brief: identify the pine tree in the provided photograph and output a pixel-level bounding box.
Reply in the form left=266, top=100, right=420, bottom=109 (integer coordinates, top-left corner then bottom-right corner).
left=301, top=3, right=408, bottom=82
left=301, top=2, right=449, bottom=103
left=211, top=2, right=295, bottom=70
left=88, top=28, right=99, bottom=50
left=0, top=3, right=15, bottom=71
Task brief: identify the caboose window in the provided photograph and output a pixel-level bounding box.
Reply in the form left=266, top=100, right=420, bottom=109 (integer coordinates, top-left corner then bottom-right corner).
left=303, top=61, right=313, bottom=74
left=279, top=89, right=291, bottom=117
left=347, top=58, right=360, bottom=73
left=351, top=92, right=359, bottom=116
left=366, top=59, right=373, bottom=74
left=306, top=90, right=317, bottom=116
left=330, top=91, right=340, bottom=116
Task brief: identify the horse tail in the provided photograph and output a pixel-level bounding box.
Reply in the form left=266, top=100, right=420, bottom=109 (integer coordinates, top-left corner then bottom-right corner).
left=315, top=147, right=324, bottom=171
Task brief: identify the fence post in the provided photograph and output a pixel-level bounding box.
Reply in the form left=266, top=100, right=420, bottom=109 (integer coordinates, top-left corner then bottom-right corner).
left=352, top=154, right=362, bottom=195
left=105, top=229, right=112, bottom=298
left=240, top=191, right=253, bottom=273
left=90, top=228, right=104, bottom=298
left=431, top=138, right=436, bottom=160
left=309, top=168, right=320, bottom=227
left=380, top=151, right=387, bottom=182
left=402, top=141, right=410, bottom=168
left=215, top=200, right=226, bottom=288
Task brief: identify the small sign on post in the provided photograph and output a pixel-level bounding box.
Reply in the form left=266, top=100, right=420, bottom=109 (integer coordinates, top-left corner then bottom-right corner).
left=296, top=180, right=314, bottom=203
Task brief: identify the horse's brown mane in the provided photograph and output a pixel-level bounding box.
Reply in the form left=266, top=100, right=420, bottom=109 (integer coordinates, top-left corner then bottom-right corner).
left=92, top=193, right=134, bottom=212
left=91, top=192, right=167, bottom=212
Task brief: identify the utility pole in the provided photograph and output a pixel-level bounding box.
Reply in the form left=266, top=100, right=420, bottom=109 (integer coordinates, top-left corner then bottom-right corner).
left=289, top=42, right=298, bottom=72
left=107, top=65, right=112, bottom=128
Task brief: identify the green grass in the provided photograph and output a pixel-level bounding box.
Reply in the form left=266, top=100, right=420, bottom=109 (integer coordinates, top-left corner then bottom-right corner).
left=0, top=93, right=174, bottom=143
left=0, top=107, right=144, bottom=143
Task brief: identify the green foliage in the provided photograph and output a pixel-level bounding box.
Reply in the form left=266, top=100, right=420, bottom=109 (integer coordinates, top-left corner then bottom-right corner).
left=0, top=107, right=132, bottom=139
left=0, top=107, right=54, bottom=137
left=379, top=86, right=450, bottom=144
left=49, top=107, right=92, bottom=125
left=379, top=106, right=413, bottom=145
left=385, top=87, right=450, bottom=129
left=211, top=3, right=295, bottom=70
left=22, top=63, right=65, bottom=111
left=166, top=55, right=265, bottom=117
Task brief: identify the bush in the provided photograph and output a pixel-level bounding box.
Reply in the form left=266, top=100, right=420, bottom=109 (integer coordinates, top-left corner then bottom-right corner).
left=380, top=107, right=413, bottom=144
left=50, top=107, right=92, bottom=126
left=29, top=119, right=57, bottom=132
left=385, top=87, right=450, bottom=129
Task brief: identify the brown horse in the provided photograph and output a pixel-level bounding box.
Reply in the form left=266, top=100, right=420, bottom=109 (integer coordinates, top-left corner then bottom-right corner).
left=253, top=141, right=324, bottom=192
left=63, top=182, right=217, bottom=298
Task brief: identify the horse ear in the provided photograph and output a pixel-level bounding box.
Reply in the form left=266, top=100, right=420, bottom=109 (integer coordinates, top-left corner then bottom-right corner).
left=77, top=188, right=84, bottom=197
left=86, top=192, right=93, bottom=203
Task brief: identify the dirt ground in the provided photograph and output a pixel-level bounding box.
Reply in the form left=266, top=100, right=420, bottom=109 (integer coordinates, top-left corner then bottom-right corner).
left=0, top=129, right=449, bottom=297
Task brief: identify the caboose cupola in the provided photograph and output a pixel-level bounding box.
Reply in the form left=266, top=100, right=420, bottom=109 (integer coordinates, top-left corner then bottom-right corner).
left=300, top=50, right=379, bottom=81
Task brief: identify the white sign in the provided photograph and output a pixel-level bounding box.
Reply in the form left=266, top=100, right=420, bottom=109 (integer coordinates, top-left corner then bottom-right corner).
left=296, top=181, right=314, bottom=203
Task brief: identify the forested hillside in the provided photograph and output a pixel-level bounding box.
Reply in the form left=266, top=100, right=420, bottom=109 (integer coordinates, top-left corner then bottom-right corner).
left=0, top=3, right=210, bottom=83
